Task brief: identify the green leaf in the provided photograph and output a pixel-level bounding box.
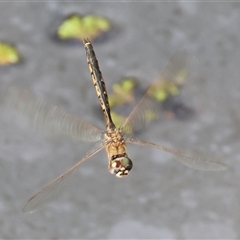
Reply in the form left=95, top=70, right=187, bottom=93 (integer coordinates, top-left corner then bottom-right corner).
left=0, top=41, right=20, bottom=66
left=57, top=14, right=111, bottom=41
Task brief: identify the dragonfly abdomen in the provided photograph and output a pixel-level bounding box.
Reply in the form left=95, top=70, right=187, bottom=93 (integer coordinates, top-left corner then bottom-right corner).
left=83, top=38, right=114, bottom=130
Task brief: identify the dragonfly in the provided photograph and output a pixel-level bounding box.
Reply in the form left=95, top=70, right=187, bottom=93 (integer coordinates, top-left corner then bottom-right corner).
left=3, top=38, right=227, bottom=213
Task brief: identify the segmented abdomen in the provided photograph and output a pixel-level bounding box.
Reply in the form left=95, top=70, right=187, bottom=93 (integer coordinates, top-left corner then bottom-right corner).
left=83, top=38, right=114, bottom=130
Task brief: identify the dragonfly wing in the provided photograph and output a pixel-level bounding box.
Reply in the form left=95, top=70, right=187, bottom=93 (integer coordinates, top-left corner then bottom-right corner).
left=3, top=87, right=104, bottom=142
left=126, top=136, right=228, bottom=171
left=121, top=50, right=197, bottom=134
left=23, top=140, right=106, bottom=213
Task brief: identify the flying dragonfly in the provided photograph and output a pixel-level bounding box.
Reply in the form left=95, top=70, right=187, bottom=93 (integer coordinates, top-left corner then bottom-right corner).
left=3, top=39, right=227, bottom=213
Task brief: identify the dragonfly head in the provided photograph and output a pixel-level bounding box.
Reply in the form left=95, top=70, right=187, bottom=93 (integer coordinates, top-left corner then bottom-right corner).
left=109, top=154, right=133, bottom=178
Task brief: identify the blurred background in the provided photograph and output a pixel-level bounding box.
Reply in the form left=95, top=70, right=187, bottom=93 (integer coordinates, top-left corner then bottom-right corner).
left=0, top=2, right=240, bottom=238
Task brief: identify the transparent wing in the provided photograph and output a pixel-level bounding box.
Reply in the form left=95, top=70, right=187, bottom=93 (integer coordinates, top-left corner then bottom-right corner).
left=3, top=86, right=104, bottom=142
left=23, top=140, right=106, bottom=213
left=126, top=136, right=227, bottom=171
left=121, top=50, right=197, bottom=134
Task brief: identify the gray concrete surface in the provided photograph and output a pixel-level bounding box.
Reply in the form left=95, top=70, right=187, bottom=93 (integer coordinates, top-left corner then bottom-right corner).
left=0, top=2, right=240, bottom=239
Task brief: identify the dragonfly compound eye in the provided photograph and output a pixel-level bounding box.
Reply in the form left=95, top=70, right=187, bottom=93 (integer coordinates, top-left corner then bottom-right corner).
left=121, top=156, right=133, bottom=171
left=109, top=156, right=133, bottom=177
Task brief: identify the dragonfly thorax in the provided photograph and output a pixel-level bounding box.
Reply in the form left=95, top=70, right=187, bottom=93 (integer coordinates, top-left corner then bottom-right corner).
left=104, top=130, right=132, bottom=177
left=109, top=154, right=133, bottom=178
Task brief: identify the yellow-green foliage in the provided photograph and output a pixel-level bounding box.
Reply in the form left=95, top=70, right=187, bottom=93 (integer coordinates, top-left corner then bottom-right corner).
left=57, top=14, right=111, bottom=41
left=0, top=41, right=20, bottom=65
